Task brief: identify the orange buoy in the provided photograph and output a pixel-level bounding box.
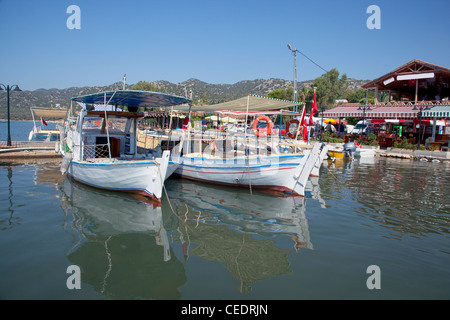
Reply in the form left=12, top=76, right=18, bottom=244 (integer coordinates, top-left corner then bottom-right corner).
left=252, top=115, right=273, bottom=137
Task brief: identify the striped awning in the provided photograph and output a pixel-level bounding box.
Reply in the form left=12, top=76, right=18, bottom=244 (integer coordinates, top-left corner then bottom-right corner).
left=365, top=106, right=418, bottom=119
left=323, top=105, right=419, bottom=119
left=217, top=110, right=299, bottom=115
left=322, top=105, right=364, bottom=118
left=421, top=105, right=450, bottom=118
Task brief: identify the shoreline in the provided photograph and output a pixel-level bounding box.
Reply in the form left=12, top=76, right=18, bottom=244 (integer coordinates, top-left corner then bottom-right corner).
left=1, top=140, right=449, bottom=166
left=325, top=142, right=450, bottom=163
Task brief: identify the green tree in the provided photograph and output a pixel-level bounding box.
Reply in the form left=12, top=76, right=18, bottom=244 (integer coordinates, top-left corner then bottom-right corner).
left=131, top=81, right=165, bottom=92
left=298, top=87, right=312, bottom=103
left=346, top=89, right=371, bottom=103
left=312, top=68, right=348, bottom=109
left=345, top=116, right=359, bottom=125
left=267, top=87, right=294, bottom=101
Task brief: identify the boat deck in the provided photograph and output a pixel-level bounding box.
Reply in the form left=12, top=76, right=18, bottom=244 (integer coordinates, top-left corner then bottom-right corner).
left=83, top=156, right=158, bottom=163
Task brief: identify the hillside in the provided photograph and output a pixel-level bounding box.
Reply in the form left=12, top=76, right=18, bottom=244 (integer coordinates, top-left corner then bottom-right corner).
left=0, top=78, right=367, bottom=120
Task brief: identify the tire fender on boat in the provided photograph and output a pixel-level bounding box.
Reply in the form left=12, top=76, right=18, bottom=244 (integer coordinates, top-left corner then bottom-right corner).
left=252, top=115, right=273, bottom=137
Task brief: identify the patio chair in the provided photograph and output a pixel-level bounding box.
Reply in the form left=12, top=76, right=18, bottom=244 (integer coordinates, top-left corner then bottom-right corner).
left=441, top=140, right=450, bottom=152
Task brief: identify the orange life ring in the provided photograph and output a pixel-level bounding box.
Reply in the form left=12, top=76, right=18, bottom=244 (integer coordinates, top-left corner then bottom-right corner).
left=286, top=119, right=300, bottom=139
left=252, top=115, right=273, bottom=137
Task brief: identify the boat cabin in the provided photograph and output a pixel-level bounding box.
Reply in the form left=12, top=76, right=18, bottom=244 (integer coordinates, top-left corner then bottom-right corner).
left=76, top=110, right=143, bottom=160
left=68, top=89, right=192, bottom=161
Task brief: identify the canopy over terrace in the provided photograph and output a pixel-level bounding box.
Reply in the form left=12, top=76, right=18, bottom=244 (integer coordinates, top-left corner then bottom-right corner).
left=190, top=94, right=304, bottom=113
left=217, top=109, right=299, bottom=116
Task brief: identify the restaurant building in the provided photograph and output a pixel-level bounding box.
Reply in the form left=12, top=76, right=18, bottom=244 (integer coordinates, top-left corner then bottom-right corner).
left=322, top=59, right=450, bottom=149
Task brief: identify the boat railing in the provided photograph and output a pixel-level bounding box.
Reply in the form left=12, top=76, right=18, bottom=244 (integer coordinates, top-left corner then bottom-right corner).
left=72, top=143, right=111, bottom=161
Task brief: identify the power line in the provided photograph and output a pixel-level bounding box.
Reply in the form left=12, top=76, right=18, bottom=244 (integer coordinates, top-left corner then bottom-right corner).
left=297, top=50, right=329, bottom=73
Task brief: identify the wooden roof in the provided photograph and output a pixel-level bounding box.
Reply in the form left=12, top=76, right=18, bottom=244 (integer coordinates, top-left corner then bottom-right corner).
left=361, top=59, right=450, bottom=91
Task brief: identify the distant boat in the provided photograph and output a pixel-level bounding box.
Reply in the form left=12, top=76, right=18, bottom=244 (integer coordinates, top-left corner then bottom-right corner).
left=28, top=106, right=68, bottom=142
left=328, top=141, right=376, bottom=160
left=59, top=90, right=191, bottom=201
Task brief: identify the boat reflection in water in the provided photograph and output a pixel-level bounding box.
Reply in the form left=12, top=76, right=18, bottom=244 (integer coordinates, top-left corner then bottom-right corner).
left=165, top=178, right=314, bottom=293
left=167, top=178, right=313, bottom=251
left=59, top=177, right=187, bottom=299
left=59, top=173, right=315, bottom=297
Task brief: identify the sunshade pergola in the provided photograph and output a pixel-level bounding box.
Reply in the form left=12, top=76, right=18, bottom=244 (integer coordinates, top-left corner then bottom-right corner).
left=190, top=94, right=304, bottom=113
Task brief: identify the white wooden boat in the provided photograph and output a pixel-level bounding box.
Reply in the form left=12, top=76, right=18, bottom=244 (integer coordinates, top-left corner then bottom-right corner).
left=173, top=133, right=323, bottom=197
left=28, top=106, right=68, bottom=142
left=59, top=90, right=191, bottom=201
left=136, top=93, right=326, bottom=197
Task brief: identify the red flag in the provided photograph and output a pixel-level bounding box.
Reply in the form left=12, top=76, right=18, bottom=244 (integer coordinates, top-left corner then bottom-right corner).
left=299, top=108, right=308, bottom=142
left=182, top=116, right=190, bottom=131
left=41, top=118, right=48, bottom=126
left=311, top=90, right=318, bottom=116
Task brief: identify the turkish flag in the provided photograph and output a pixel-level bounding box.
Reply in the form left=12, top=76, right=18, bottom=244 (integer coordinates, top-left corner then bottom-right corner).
left=299, top=108, right=308, bottom=142
left=41, top=118, right=48, bottom=126
left=311, top=91, right=318, bottom=116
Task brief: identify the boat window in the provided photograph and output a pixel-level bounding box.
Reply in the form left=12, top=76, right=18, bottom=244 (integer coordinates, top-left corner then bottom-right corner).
left=108, top=118, right=128, bottom=133
left=82, top=116, right=128, bottom=133
left=82, top=117, right=103, bottom=130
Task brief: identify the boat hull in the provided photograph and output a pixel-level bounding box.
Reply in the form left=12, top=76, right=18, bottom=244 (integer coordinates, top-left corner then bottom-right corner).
left=175, top=143, right=322, bottom=197
left=310, top=143, right=329, bottom=177
left=328, top=150, right=346, bottom=159
left=65, top=152, right=170, bottom=201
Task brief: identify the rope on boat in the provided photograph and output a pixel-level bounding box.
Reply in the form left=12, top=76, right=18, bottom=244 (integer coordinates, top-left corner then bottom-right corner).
left=246, top=137, right=253, bottom=196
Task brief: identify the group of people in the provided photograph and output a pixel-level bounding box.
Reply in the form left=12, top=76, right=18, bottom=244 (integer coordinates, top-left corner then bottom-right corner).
left=311, top=120, right=346, bottom=139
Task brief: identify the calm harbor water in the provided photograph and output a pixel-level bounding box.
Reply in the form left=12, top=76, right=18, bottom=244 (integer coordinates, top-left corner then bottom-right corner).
left=1, top=121, right=449, bottom=300
left=0, top=120, right=57, bottom=142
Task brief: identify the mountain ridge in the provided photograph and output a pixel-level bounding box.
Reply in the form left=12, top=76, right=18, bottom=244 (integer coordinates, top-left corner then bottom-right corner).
left=0, top=78, right=367, bottom=120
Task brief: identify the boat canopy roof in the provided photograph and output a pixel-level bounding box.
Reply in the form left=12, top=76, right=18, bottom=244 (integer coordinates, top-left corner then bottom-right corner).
left=30, top=107, right=69, bottom=119
left=71, top=90, right=192, bottom=108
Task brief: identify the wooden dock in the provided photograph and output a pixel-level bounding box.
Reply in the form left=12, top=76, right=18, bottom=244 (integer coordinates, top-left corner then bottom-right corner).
left=0, top=141, right=62, bottom=165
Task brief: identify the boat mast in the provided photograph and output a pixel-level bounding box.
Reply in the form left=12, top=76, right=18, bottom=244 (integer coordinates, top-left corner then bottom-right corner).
left=103, top=91, right=117, bottom=160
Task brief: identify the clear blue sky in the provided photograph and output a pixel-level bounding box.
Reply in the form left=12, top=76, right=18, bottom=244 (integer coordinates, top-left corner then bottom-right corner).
left=0, top=0, right=449, bottom=91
